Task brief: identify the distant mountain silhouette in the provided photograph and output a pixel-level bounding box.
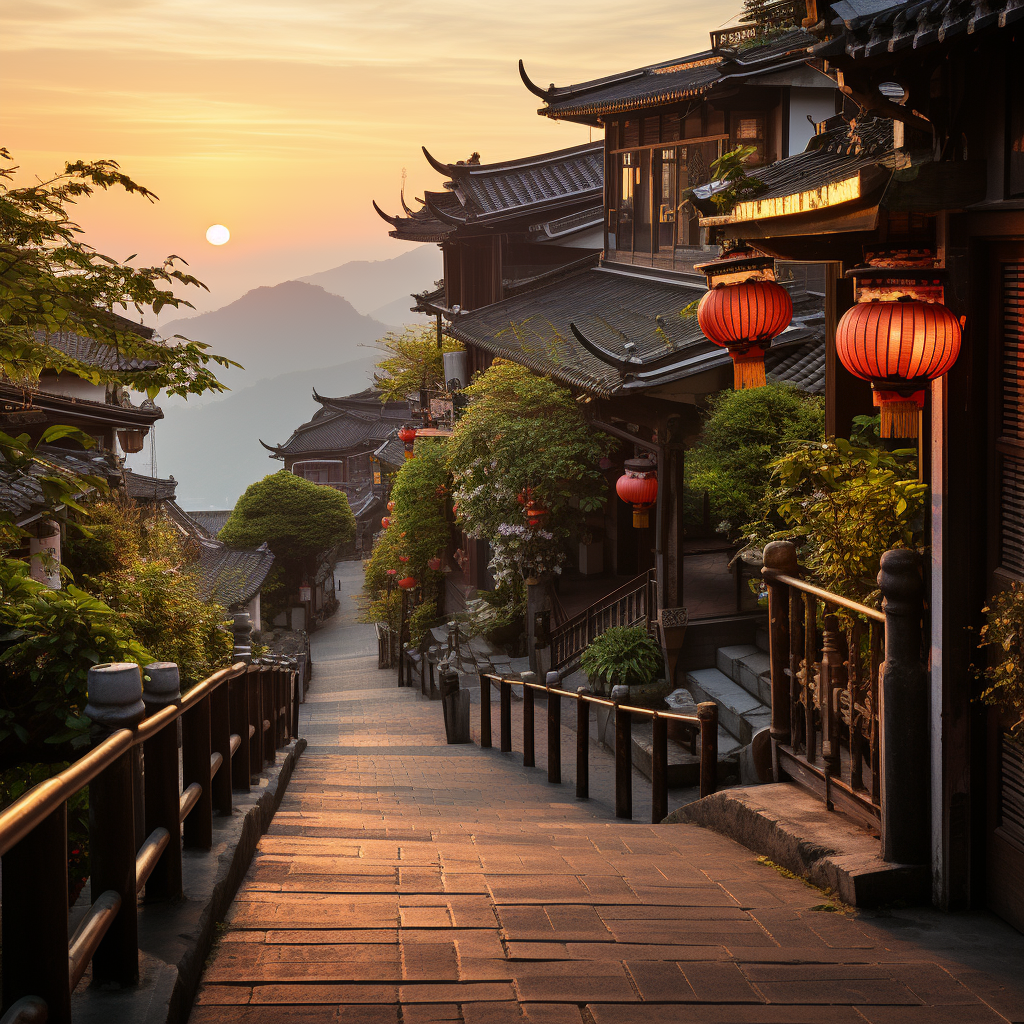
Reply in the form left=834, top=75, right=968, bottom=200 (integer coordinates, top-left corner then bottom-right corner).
left=368, top=295, right=431, bottom=329
left=156, top=354, right=382, bottom=509
left=160, top=280, right=390, bottom=394
left=300, top=246, right=441, bottom=316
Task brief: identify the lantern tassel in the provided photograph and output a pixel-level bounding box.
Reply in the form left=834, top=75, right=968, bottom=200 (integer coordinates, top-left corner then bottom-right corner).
left=632, top=508, right=649, bottom=529
left=732, top=352, right=766, bottom=390
left=880, top=400, right=920, bottom=439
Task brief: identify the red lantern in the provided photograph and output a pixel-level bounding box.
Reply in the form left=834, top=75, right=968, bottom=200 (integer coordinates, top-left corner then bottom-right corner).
left=616, top=458, right=658, bottom=529
left=397, top=576, right=418, bottom=590
left=428, top=556, right=442, bottom=571
left=526, top=506, right=549, bottom=530
left=836, top=259, right=963, bottom=438
left=398, top=555, right=409, bottom=563
left=386, top=568, right=398, bottom=576
left=387, top=500, right=395, bottom=512
left=398, top=425, right=417, bottom=460
left=381, top=516, right=391, bottom=529
left=695, top=248, right=793, bottom=390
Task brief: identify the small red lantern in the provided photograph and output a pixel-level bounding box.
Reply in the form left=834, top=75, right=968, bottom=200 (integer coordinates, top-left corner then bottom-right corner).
left=695, top=247, right=793, bottom=390
left=398, top=425, right=417, bottom=460
left=381, top=516, right=391, bottom=529
left=397, top=576, right=418, bottom=590
left=526, top=506, right=549, bottom=530
left=428, top=556, right=442, bottom=571
left=616, top=458, right=658, bottom=528
left=386, top=568, right=398, bottom=577
left=836, top=256, right=962, bottom=438
left=398, top=555, right=409, bottom=563
left=387, top=500, right=395, bottom=512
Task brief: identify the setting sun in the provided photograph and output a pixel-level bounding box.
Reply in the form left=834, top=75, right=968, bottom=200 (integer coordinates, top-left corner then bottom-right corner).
left=205, top=224, right=230, bottom=246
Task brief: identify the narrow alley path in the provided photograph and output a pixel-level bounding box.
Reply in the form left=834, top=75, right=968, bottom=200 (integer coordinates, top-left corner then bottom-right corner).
left=191, top=562, right=1024, bottom=1023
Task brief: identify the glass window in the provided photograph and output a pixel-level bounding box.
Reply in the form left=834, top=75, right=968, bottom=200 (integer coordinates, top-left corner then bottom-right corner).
left=657, top=149, right=677, bottom=252
left=616, top=152, right=635, bottom=252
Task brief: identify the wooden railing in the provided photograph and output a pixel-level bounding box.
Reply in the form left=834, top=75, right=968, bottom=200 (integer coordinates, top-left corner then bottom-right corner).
left=0, top=658, right=301, bottom=1022
left=761, top=541, right=928, bottom=864
left=549, top=569, right=657, bottom=677
left=477, top=672, right=718, bottom=823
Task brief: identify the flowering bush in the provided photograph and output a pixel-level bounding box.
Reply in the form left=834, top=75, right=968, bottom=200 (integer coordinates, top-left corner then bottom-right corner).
left=976, top=583, right=1024, bottom=741
left=446, top=360, right=610, bottom=597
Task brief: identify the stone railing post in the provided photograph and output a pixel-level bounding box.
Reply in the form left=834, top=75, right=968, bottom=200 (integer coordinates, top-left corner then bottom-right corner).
left=85, top=662, right=146, bottom=986
left=762, top=541, right=798, bottom=757
left=878, top=548, right=928, bottom=864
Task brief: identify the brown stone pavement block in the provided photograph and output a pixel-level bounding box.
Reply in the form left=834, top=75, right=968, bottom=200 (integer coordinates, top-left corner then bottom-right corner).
left=586, top=1005, right=871, bottom=1024
left=854, top=1008, right=1013, bottom=1024
left=400, top=1006, right=462, bottom=1023
left=461, top=1005, right=585, bottom=1024
left=509, top=961, right=638, bottom=1003
left=402, top=941, right=461, bottom=981
left=597, top=906, right=751, bottom=921
left=504, top=942, right=730, bottom=962
left=190, top=1008, right=398, bottom=1023
left=622, top=961, right=698, bottom=1001
left=604, top=921, right=776, bottom=947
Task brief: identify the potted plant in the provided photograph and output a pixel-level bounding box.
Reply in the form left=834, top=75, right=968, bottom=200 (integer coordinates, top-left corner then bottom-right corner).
left=580, top=625, right=667, bottom=705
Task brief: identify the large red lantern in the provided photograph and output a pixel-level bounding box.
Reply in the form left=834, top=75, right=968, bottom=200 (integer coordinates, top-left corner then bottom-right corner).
left=397, top=576, right=418, bottom=590
left=398, top=425, right=417, bottom=460
left=836, top=258, right=962, bottom=438
left=381, top=516, right=391, bottom=529
left=695, top=248, right=793, bottom=390
left=616, top=458, right=658, bottom=528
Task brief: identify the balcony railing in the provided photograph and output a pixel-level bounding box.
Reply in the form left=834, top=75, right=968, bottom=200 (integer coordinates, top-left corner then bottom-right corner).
left=761, top=541, right=928, bottom=865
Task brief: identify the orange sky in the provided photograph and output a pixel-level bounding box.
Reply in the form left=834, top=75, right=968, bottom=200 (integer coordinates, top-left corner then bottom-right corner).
left=7, top=1, right=732, bottom=316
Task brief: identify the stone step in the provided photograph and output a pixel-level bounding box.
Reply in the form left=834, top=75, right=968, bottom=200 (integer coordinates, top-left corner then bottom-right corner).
left=716, top=644, right=771, bottom=705
left=684, top=667, right=771, bottom=746
left=629, top=719, right=739, bottom=789
left=755, top=624, right=770, bottom=653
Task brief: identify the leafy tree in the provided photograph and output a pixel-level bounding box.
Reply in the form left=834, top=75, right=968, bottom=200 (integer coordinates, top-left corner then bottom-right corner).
left=0, top=149, right=236, bottom=547
left=64, top=500, right=232, bottom=686
left=446, top=360, right=611, bottom=599
left=362, top=439, right=451, bottom=641
left=220, top=471, right=355, bottom=610
left=371, top=325, right=462, bottom=403
left=751, top=438, right=925, bottom=605
left=687, top=383, right=824, bottom=534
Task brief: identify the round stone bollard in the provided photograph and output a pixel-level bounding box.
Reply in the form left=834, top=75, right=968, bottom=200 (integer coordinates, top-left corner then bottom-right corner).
left=85, top=662, right=146, bottom=732
left=546, top=670, right=561, bottom=690
left=610, top=684, right=630, bottom=703
left=142, top=662, right=181, bottom=711
left=232, top=612, right=252, bottom=664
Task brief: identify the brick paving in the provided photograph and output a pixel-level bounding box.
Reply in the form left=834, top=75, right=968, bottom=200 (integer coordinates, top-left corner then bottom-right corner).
left=192, top=563, right=1024, bottom=1023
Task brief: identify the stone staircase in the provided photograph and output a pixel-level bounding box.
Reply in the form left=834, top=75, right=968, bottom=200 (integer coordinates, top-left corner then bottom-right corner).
left=685, top=626, right=772, bottom=759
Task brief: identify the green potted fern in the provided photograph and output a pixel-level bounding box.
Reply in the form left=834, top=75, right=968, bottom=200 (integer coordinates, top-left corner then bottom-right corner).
left=580, top=625, right=667, bottom=705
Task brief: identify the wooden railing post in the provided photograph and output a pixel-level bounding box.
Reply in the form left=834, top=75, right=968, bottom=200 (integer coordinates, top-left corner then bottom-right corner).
left=612, top=685, right=632, bottom=820
left=210, top=673, right=233, bottom=816
left=248, top=666, right=264, bottom=778
left=762, top=541, right=797, bottom=756
left=500, top=680, right=512, bottom=753
left=523, top=681, right=536, bottom=768
left=546, top=672, right=561, bottom=785
left=182, top=691, right=214, bottom=850
left=698, top=701, right=719, bottom=798
left=142, top=662, right=183, bottom=900
left=819, top=615, right=846, bottom=786
left=85, top=662, right=146, bottom=987
left=291, top=668, right=301, bottom=739
left=652, top=715, right=668, bottom=823
left=230, top=667, right=252, bottom=793
left=262, top=668, right=277, bottom=764
left=479, top=673, right=492, bottom=748
left=576, top=687, right=591, bottom=799
left=2, top=804, right=70, bottom=1019
left=878, top=548, right=928, bottom=864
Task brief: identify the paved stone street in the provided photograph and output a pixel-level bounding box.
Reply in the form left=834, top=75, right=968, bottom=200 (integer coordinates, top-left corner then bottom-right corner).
left=191, top=563, right=1024, bottom=1023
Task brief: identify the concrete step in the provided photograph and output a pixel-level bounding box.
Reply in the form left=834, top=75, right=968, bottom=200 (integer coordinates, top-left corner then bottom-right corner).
left=716, top=645, right=771, bottom=705
left=629, top=719, right=739, bottom=789
left=684, top=667, right=771, bottom=746
left=755, top=624, right=769, bottom=653
left=666, top=783, right=930, bottom=908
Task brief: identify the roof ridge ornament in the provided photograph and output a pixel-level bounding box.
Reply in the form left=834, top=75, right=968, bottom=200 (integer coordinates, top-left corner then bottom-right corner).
left=518, top=59, right=553, bottom=100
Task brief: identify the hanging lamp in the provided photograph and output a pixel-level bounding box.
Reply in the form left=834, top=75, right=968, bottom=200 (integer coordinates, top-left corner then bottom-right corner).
left=398, top=425, right=418, bottom=459
left=615, top=458, right=658, bottom=528
left=836, top=254, right=962, bottom=438
left=694, top=247, right=793, bottom=390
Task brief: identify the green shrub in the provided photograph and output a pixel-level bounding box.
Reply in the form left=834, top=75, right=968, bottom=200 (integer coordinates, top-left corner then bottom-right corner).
left=976, top=583, right=1024, bottom=742
left=687, top=383, right=824, bottom=535
left=580, top=626, right=663, bottom=695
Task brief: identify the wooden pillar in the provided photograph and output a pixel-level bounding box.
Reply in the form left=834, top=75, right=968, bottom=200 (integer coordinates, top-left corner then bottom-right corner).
left=823, top=264, right=871, bottom=438
left=762, top=541, right=797, bottom=754
left=659, top=415, right=686, bottom=611
left=878, top=548, right=929, bottom=864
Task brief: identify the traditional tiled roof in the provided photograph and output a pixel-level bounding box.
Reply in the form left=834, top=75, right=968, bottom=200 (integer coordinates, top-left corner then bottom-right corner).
left=444, top=260, right=825, bottom=398
left=815, top=0, right=1022, bottom=61
left=186, top=510, right=233, bottom=538
left=524, top=30, right=817, bottom=122
left=375, top=143, right=604, bottom=241
left=123, top=470, right=177, bottom=502
left=373, top=436, right=407, bottom=468
left=0, top=446, right=122, bottom=526
left=699, top=116, right=895, bottom=226
left=263, top=391, right=412, bottom=458
left=34, top=311, right=162, bottom=372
